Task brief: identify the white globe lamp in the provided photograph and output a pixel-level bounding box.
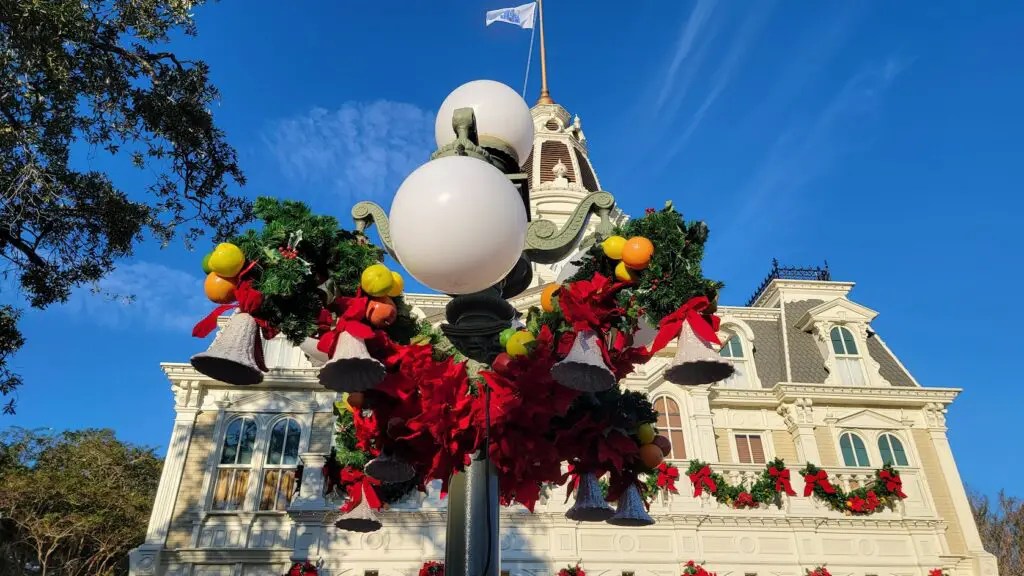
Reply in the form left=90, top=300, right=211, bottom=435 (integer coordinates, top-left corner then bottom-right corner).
left=434, top=80, right=535, bottom=165
left=389, top=155, right=528, bottom=295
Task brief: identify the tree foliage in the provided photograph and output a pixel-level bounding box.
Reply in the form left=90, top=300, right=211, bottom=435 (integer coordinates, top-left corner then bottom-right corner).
left=0, top=427, right=163, bottom=575
left=970, top=490, right=1023, bottom=575
left=0, top=0, right=249, bottom=411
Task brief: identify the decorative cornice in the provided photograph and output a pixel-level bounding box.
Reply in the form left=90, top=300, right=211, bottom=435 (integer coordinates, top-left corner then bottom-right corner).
left=774, top=383, right=960, bottom=406
left=163, top=363, right=321, bottom=386
left=716, top=305, right=781, bottom=321
left=753, top=279, right=856, bottom=308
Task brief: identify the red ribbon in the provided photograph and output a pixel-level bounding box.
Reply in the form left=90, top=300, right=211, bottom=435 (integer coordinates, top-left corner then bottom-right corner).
left=803, top=469, right=836, bottom=496
left=879, top=469, right=907, bottom=498
left=191, top=281, right=266, bottom=338
left=647, top=296, right=722, bottom=356
left=317, top=296, right=375, bottom=357
left=562, top=463, right=582, bottom=504
left=656, top=462, right=679, bottom=493
left=688, top=465, right=717, bottom=497
left=339, top=468, right=382, bottom=512
left=734, top=491, right=756, bottom=508
left=769, top=466, right=796, bottom=496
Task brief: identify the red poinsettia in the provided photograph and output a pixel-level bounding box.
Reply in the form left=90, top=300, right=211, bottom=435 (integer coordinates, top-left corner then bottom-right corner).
left=557, top=563, right=586, bottom=576
left=285, top=561, right=318, bottom=576
left=733, top=492, right=757, bottom=509
left=419, top=561, right=444, bottom=576
left=928, top=569, right=947, bottom=576
left=681, top=560, right=716, bottom=576
left=805, top=566, right=831, bottom=576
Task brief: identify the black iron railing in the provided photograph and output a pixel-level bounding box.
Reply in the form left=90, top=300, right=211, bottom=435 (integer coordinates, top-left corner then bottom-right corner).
left=746, top=258, right=831, bottom=306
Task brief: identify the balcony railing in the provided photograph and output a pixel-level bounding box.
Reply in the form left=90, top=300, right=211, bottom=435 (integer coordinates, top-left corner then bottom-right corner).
left=746, top=258, right=831, bottom=307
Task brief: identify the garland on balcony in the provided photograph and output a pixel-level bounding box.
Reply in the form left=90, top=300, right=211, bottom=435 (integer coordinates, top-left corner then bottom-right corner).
left=805, top=567, right=831, bottom=576
left=419, top=561, right=445, bottom=576
left=557, top=563, right=586, bottom=576
left=928, top=570, right=949, bottom=576
left=685, top=459, right=796, bottom=509
left=283, top=561, right=318, bottom=576
left=799, top=462, right=907, bottom=515
left=681, top=561, right=716, bottom=576
left=643, top=462, right=680, bottom=497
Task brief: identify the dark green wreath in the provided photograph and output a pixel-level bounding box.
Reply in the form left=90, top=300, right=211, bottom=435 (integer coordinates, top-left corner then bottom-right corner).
left=328, top=401, right=418, bottom=504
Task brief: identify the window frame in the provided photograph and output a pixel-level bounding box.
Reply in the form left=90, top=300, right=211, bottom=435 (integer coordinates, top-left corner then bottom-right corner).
left=731, top=432, right=771, bottom=465
left=211, top=416, right=258, bottom=511
left=877, top=432, right=910, bottom=467
left=838, top=431, right=871, bottom=467
left=829, top=326, right=868, bottom=386
left=258, top=417, right=302, bottom=511
left=652, top=395, right=687, bottom=460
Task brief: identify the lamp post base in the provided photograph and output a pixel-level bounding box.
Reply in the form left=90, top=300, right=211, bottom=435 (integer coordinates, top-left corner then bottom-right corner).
left=445, top=453, right=500, bottom=576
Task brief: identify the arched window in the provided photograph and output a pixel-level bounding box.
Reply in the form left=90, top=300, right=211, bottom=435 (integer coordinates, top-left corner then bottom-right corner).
left=830, top=326, right=866, bottom=386
left=718, top=334, right=751, bottom=388
left=878, top=433, right=909, bottom=466
left=653, top=396, right=686, bottom=460
left=213, top=417, right=257, bottom=510
left=259, top=418, right=302, bottom=511
left=839, top=432, right=870, bottom=467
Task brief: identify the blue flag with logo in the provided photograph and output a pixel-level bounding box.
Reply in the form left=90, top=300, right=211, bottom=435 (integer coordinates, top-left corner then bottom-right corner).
left=485, top=3, right=537, bottom=29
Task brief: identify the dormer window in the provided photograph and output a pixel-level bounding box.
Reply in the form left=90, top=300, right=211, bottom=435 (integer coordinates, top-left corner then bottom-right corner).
left=718, top=334, right=751, bottom=388
left=830, top=326, right=866, bottom=386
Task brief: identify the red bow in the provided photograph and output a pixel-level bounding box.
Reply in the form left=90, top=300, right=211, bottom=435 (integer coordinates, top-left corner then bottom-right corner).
left=317, top=297, right=375, bottom=357
left=734, top=491, right=756, bottom=508
left=928, top=570, right=944, bottom=576
left=647, top=296, right=721, bottom=356
left=287, top=562, right=318, bottom=576
left=879, top=469, right=907, bottom=498
left=656, top=462, right=679, bottom=493
left=339, top=468, right=382, bottom=512
left=192, top=281, right=272, bottom=338
left=688, top=465, right=717, bottom=497
left=562, top=463, right=582, bottom=503
left=769, top=466, right=796, bottom=496
left=803, top=469, right=836, bottom=496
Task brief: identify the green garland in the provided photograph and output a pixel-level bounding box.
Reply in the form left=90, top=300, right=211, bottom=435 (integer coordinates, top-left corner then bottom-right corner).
left=684, top=459, right=791, bottom=509
left=799, top=462, right=906, bottom=515
left=565, top=201, right=723, bottom=326
left=330, top=400, right=417, bottom=504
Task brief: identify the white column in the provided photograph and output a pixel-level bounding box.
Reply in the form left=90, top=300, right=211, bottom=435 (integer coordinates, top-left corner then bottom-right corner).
left=688, top=388, right=718, bottom=461
left=291, top=453, right=329, bottom=510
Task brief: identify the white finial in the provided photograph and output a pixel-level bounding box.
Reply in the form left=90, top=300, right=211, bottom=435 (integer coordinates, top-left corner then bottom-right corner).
left=552, top=159, right=568, bottom=181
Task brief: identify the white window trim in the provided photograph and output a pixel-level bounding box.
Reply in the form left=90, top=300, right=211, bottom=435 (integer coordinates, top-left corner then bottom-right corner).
left=652, top=393, right=690, bottom=461
left=810, top=320, right=890, bottom=387
left=729, top=430, right=775, bottom=465
left=834, top=429, right=915, bottom=469
left=256, top=416, right=304, bottom=511
left=716, top=318, right=763, bottom=389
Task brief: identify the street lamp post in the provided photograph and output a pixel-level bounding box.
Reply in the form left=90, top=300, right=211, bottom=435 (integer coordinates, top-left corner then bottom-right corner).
left=352, top=81, right=616, bottom=576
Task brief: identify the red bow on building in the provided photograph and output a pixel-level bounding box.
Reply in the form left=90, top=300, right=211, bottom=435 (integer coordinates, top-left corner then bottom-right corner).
left=769, top=466, right=797, bottom=496
left=656, top=463, right=680, bottom=494
left=803, top=469, right=836, bottom=497
left=192, top=280, right=277, bottom=340
left=286, top=561, right=318, bottom=576
left=648, top=296, right=722, bottom=356
left=688, top=465, right=717, bottom=497
left=339, top=468, right=382, bottom=512
left=879, top=469, right=907, bottom=498
left=317, top=296, right=375, bottom=357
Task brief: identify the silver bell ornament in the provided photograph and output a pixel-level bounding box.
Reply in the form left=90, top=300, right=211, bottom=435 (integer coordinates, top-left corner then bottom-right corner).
left=334, top=497, right=382, bottom=533
left=318, top=331, right=386, bottom=392
left=190, top=312, right=266, bottom=385
left=606, top=483, right=655, bottom=527
left=298, top=337, right=328, bottom=367
left=551, top=330, right=616, bottom=392
left=565, top=472, right=615, bottom=522
left=664, top=320, right=734, bottom=385
left=365, top=453, right=416, bottom=484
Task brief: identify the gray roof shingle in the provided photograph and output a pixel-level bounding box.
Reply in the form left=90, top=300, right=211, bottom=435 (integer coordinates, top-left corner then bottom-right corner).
left=866, top=335, right=916, bottom=387
left=748, top=320, right=785, bottom=388
left=784, top=299, right=829, bottom=383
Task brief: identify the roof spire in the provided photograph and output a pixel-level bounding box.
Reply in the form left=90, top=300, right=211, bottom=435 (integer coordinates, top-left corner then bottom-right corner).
left=536, top=0, right=554, bottom=105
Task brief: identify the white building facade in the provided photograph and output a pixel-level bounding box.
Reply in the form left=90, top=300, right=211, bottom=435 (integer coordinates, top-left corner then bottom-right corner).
left=130, top=100, right=997, bottom=576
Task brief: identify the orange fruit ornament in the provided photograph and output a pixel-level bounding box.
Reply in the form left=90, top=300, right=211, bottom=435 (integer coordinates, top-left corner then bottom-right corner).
left=204, top=272, right=236, bottom=304
left=621, top=236, right=654, bottom=270
left=540, top=283, right=560, bottom=312
left=640, top=443, right=664, bottom=469
left=366, top=296, right=398, bottom=327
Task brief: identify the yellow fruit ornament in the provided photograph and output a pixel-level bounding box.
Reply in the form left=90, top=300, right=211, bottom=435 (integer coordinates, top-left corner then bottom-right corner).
left=636, top=423, right=656, bottom=445
left=208, top=243, right=245, bottom=278
left=602, top=235, right=627, bottom=260
left=615, top=261, right=639, bottom=282
left=360, top=263, right=394, bottom=297
left=505, top=330, right=536, bottom=357
left=386, top=271, right=405, bottom=297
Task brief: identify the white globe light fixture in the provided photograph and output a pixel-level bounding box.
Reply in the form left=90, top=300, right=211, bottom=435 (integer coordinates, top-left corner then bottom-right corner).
left=389, top=155, right=528, bottom=295
left=434, top=80, right=535, bottom=165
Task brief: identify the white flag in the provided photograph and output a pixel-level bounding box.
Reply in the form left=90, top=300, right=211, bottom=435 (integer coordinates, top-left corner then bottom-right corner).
left=485, top=3, right=537, bottom=30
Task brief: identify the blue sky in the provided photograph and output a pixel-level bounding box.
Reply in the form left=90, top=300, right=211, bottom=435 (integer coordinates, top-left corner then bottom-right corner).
left=4, top=1, right=1022, bottom=497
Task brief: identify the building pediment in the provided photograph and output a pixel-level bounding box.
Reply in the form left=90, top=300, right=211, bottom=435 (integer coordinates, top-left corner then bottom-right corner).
left=795, top=298, right=878, bottom=331
left=226, top=390, right=316, bottom=413
left=834, top=408, right=903, bottom=429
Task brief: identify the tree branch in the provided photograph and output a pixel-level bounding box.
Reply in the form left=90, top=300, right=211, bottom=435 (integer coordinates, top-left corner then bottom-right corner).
left=0, top=227, right=48, bottom=268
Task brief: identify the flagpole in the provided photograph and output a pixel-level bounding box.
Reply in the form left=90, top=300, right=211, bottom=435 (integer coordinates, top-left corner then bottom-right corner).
left=522, top=12, right=536, bottom=99
left=536, top=0, right=553, bottom=104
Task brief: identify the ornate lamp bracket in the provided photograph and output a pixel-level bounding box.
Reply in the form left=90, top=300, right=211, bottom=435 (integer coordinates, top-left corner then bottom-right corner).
left=351, top=201, right=397, bottom=260
left=523, top=191, right=616, bottom=264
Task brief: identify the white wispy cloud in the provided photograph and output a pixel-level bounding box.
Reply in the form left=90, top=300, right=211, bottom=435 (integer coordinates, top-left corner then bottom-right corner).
left=723, top=56, right=911, bottom=236
left=59, top=261, right=211, bottom=332
left=654, top=0, right=720, bottom=115
left=263, top=100, right=436, bottom=201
